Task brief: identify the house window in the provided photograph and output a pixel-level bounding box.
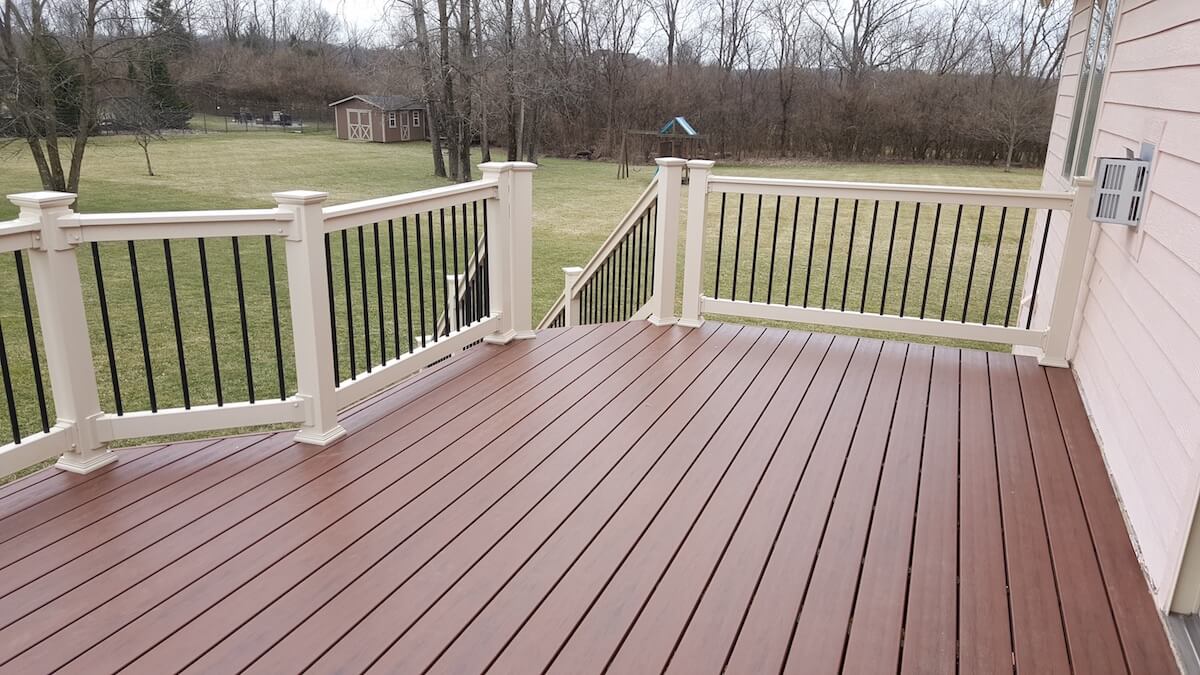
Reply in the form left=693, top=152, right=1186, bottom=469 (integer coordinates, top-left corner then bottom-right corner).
left=412, top=111, right=421, bottom=127
left=388, top=112, right=397, bottom=128
left=1063, top=0, right=1119, bottom=179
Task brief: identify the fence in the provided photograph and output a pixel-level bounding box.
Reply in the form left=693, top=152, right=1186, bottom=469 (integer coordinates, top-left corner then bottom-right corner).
left=0, top=161, right=534, bottom=478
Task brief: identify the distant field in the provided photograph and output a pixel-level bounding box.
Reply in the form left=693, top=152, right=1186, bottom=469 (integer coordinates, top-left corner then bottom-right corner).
left=0, top=130, right=1041, bottom=480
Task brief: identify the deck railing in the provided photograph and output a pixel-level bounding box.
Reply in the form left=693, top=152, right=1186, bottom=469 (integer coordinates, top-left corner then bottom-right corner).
left=537, top=158, right=684, bottom=330
left=680, top=162, right=1095, bottom=364
left=539, top=158, right=1096, bottom=369
left=0, top=161, right=535, bottom=477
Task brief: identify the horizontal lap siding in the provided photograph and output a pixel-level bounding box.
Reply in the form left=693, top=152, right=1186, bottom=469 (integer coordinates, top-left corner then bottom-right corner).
left=1037, top=0, right=1200, bottom=609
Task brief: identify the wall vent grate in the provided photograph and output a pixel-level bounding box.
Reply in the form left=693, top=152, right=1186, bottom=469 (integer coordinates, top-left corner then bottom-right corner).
left=1090, top=157, right=1150, bottom=226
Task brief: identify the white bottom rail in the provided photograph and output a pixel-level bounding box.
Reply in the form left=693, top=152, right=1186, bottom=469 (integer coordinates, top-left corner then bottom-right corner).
left=96, top=398, right=309, bottom=441
left=0, top=426, right=75, bottom=478
left=700, top=297, right=1044, bottom=348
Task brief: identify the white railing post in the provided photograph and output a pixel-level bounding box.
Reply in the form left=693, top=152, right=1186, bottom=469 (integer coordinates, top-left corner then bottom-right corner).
left=562, top=266, right=583, bottom=326
left=1040, top=177, right=1096, bottom=368
left=680, top=159, right=714, bottom=327
left=8, top=192, right=113, bottom=473
left=649, top=158, right=686, bottom=325
left=275, top=190, right=347, bottom=445
left=480, top=161, right=537, bottom=344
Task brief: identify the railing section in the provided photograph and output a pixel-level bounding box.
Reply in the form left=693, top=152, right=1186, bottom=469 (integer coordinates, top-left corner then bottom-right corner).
left=0, top=161, right=534, bottom=477
left=680, top=162, right=1095, bottom=361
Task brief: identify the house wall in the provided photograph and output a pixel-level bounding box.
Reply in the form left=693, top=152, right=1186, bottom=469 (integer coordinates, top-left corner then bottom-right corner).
left=1032, top=0, right=1200, bottom=610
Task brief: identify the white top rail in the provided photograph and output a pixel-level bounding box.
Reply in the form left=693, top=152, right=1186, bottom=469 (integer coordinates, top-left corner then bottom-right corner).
left=322, top=180, right=498, bottom=233
left=0, top=219, right=40, bottom=254
left=707, top=175, right=1075, bottom=211
left=73, top=209, right=286, bottom=242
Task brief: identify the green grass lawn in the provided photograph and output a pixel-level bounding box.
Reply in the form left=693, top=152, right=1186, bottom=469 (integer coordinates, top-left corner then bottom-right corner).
left=0, top=130, right=1042, bottom=481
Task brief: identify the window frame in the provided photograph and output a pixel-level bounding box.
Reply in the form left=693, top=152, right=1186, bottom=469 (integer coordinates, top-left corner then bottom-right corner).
left=412, top=111, right=421, bottom=127
left=388, top=111, right=397, bottom=128
left=1063, top=0, right=1120, bottom=179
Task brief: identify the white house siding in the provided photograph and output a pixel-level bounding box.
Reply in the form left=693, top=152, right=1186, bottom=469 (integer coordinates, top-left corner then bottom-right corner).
left=1029, top=0, right=1200, bottom=609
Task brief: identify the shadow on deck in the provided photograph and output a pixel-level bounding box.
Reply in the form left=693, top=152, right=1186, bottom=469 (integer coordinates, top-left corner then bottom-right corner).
left=0, top=321, right=1178, bottom=674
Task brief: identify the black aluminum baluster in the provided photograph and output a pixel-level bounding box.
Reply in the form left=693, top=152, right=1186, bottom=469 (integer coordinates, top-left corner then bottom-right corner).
left=427, top=211, right=439, bottom=342
left=232, top=236, right=255, bottom=402
left=714, top=193, right=727, bottom=298
left=198, top=238, right=223, bottom=405
left=13, top=252, right=48, bottom=431
left=481, top=202, right=491, bottom=316
left=767, top=196, right=781, bottom=304
left=388, top=222, right=401, bottom=355
left=919, top=204, right=942, bottom=319
left=127, top=241, right=157, bottom=411
left=1004, top=208, right=1032, bottom=327
left=374, top=223, right=386, bottom=365
left=939, top=206, right=964, bottom=322
left=804, top=198, right=819, bottom=307
left=340, top=230, right=357, bottom=377
left=982, top=207, right=1008, bottom=326
left=899, top=202, right=921, bottom=317
left=880, top=203, right=900, bottom=315
left=785, top=197, right=800, bottom=306
left=749, top=195, right=763, bottom=303
left=1025, top=210, right=1054, bottom=330
left=823, top=199, right=839, bottom=310
left=264, top=236, right=286, bottom=400
left=450, top=207, right=461, bottom=332
left=325, top=233, right=341, bottom=385
left=860, top=201, right=880, bottom=314
left=414, top=214, right=427, bottom=348
left=842, top=200, right=859, bottom=311
left=91, top=243, right=123, bottom=414
left=962, top=206, right=987, bottom=323
left=357, top=225, right=371, bottom=371
left=462, top=204, right=472, bottom=324
left=731, top=194, right=745, bottom=300
left=0, top=316, right=19, bottom=442
left=401, top=218, right=416, bottom=353
left=439, top=209, right=450, bottom=337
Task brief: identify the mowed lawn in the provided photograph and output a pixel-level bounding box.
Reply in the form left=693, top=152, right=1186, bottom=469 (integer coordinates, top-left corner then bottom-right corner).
left=0, top=130, right=1042, bottom=470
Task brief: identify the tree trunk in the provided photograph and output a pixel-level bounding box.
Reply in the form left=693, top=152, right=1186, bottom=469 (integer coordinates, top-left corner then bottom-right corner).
left=436, top=0, right=460, bottom=180
left=457, top=0, right=473, bottom=181
left=412, top=0, right=447, bottom=177
left=473, top=0, right=491, bottom=163
left=504, top=0, right=518, bottom=161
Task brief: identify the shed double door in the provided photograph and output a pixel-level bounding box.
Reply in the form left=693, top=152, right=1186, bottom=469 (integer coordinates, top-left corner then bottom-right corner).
left=347, top=109, right=372, bottom=141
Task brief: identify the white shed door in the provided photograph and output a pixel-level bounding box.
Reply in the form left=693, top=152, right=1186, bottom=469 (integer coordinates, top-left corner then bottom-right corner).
left=347, top=109, right=372, bottom=141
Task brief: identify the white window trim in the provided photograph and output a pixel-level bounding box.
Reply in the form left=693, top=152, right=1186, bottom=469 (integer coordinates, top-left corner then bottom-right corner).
left=412, top=111, right=421, bottom=127
left=388, top=112, right=397, bottom=128
left=1063, top=0, right=1120, bottom=179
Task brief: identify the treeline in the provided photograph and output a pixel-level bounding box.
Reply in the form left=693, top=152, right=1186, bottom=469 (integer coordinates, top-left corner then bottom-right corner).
left=1, top=0, right=1067, bottom=192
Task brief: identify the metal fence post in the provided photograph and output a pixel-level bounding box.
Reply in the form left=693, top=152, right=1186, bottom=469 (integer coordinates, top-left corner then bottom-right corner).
left=275, top=190, right=347, bottom=445
left=9, top=192, right=113, bottom=473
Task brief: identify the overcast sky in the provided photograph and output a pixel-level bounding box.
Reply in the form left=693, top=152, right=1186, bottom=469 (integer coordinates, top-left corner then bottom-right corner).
left=321, top=0, right=392, bottom=34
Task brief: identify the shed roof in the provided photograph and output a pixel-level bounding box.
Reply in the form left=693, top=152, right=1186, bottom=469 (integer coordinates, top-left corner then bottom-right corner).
left=328, top=94, right=424, bottom=111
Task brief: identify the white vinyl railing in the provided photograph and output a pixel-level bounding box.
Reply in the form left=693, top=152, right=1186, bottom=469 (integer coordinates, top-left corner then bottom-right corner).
left=680, top=161, right=1095, bottom=366
left=0, top=161, right=535, bottom=478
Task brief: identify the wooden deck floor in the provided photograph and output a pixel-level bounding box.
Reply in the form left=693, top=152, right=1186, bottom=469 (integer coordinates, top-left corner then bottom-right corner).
left=0, top=321, right=1178, bottom=674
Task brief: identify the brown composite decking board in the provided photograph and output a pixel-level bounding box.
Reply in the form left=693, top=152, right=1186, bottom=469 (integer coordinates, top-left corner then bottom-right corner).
left=0, top=321, right=1179, bottom=675
left=38, top=322, right=628, bottom=674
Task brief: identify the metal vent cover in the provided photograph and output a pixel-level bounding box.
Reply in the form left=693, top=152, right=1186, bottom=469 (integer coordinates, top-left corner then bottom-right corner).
left=1090, top=157, right=1150, bottom=226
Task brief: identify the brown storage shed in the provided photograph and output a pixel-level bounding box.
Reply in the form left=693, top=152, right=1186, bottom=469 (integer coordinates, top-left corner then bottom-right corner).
left=329, top=95, right=429, bottom=143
